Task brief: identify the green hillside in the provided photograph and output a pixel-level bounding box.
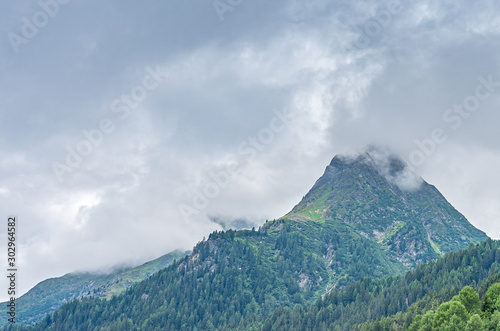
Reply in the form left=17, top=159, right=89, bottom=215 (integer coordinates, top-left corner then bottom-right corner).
left=263, top=239, right=500, bottom=330
left=0, top=250, right=188, bottom=327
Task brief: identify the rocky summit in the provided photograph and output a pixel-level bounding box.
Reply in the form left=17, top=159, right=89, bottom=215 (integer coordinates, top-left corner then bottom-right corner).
left=288, top=150, right=488, bottom=268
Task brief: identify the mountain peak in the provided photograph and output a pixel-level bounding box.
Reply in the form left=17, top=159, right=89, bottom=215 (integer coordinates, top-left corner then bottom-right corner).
left=329, top=147, right=423, bottom=191
left=288, top=147, right=487, bottom=267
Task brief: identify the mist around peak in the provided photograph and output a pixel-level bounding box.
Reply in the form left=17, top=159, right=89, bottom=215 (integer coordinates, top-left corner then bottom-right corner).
left=336, top=145, right=424, bottom=191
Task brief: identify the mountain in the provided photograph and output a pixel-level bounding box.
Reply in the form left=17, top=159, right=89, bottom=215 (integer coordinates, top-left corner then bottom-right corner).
left=288, top=150, right=487, bottom=267
left=0, top=250, right=188, bottom=327
left=6, top=149, right=488, bottom=330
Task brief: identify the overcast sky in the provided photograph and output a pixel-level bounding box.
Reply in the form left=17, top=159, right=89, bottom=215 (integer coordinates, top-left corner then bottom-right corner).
left=1, top=0, right=500, bottom=301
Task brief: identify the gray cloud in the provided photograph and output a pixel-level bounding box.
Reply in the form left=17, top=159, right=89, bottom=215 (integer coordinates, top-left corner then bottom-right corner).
left=1, top=0, right=500, bottom=301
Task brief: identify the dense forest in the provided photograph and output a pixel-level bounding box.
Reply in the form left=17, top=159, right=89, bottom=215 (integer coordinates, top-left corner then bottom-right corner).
left=4, top=238, right=500, bottom=330
left=356, top=279, right=500, bottom=330
left=2, top=221, right=405, bottom=331
left=261, top=239, right=500, bottom=330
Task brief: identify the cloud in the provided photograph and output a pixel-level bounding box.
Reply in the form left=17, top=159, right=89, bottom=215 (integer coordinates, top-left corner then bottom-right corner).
left=1, top=0, right=500, bottom=301
left=367, top=147, right=424, bottom=191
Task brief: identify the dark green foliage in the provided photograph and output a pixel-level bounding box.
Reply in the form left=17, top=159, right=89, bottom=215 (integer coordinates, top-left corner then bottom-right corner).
left=264, top=240, right=500, bottom=331
left=0, top=250, right=188, bottom=327
left=8, top=220, right=406, bottom=330
left=6, top=240, right=499, bottom=331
